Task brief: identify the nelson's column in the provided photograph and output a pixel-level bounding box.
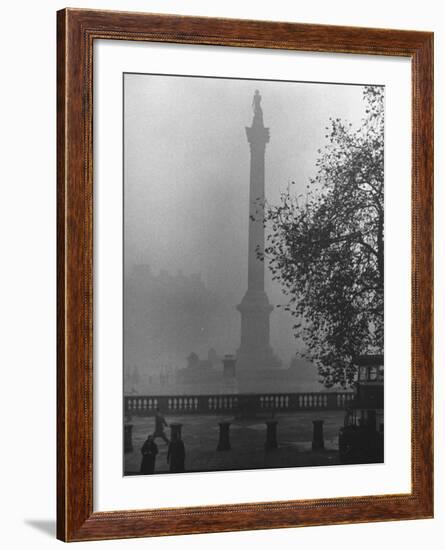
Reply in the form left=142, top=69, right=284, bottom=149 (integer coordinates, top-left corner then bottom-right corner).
left=236, top=90, right=280, bottom=380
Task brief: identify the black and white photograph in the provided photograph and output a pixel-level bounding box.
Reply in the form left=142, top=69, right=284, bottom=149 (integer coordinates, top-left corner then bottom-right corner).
left=123, top=73, right=384, bottom=476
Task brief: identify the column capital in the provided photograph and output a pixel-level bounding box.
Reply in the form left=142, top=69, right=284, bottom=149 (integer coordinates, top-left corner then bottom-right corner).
left=246, top=125, right=270, bottom=148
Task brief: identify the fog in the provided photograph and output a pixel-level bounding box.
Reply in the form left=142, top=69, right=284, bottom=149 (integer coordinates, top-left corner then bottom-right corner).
left=124, top=73, right=367, bottom=374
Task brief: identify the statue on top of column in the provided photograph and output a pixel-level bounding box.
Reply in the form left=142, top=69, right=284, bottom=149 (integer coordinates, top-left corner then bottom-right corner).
left=252, top=89, right=263, bottom=117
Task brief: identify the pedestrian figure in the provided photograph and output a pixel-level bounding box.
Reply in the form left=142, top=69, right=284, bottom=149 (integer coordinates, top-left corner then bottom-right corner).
left=167, top=430, right=185, bottom=473
left=140, top=435, right=158, bottom=474
left=152, top=407, right=169, bottom=445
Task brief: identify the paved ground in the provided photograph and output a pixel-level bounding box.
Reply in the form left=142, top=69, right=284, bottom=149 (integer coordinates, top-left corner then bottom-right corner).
left=124, top=410, right=346, bottom=475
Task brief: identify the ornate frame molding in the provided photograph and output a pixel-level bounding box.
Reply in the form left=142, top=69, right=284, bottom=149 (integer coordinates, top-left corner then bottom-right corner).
left=57, top=9, right=433, bottom=542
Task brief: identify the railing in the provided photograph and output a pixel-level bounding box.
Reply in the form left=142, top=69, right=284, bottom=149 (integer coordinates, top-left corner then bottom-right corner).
left=124, top=392, right=355, bottom=416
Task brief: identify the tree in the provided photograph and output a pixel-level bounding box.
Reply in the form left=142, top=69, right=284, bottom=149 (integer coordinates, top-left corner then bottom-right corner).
left=259, top=86, right=384, bottom=388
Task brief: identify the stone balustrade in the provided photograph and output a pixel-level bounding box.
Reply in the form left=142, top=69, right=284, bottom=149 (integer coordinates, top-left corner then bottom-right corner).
left=124, top=391, right=354, bottom=416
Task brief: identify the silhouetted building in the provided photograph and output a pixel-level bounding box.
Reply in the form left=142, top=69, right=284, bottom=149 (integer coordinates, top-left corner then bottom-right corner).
left=186, top=352, right=200, bottom=369
left=124, top=266, right=218, bottom=371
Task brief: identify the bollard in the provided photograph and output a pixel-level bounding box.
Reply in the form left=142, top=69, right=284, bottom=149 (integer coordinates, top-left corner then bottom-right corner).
left=170, top=423, right=183, bottom=441
left=217, top=421, right=231, bottom=451
left=265, top=420, right=278, bottom=450
left=168, top=425, right=186, bottom=473
left=124, top=424, right=133, bottom=453
left=312, top=420, right=324, bottom=450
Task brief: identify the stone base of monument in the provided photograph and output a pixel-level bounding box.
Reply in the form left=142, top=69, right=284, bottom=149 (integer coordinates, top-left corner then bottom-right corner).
left=235, top=367, right=302, bottom=394
left=145, top=359, right=323, bottom=396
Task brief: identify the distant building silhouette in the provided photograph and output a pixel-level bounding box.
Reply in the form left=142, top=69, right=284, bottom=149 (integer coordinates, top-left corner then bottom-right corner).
left=124, top=266, right=219, bottom=372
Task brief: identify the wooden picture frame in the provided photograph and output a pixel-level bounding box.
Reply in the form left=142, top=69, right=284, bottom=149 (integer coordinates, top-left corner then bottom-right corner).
left=57, top=8, right=433, bottom=542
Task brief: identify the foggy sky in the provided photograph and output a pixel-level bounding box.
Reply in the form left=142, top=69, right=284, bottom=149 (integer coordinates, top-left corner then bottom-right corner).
left=124, top=73, right=368, bottom=370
